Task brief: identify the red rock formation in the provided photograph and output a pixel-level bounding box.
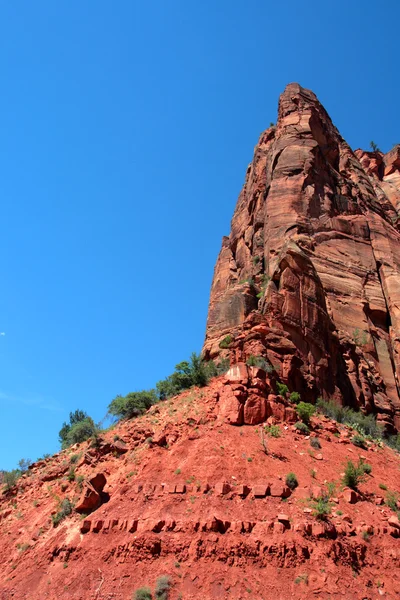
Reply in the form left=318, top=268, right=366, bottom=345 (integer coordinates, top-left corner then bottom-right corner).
left=203, top=83, right=400, bottom=431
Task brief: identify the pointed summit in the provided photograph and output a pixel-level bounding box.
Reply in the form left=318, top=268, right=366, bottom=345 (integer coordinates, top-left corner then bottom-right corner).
left=204, top=84, right=400, bottom=432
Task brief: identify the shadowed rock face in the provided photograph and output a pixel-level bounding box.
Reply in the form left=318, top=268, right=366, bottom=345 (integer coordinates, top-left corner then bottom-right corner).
left=203, top=83, right=400, bottom=431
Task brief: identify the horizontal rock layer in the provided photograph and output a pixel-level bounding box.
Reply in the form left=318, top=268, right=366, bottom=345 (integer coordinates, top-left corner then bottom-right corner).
left=203, top=83, right=400, bottom=431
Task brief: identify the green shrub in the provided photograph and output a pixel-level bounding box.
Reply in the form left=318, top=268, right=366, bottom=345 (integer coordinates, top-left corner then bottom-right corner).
left=286, top=472, right=298, bottom=490
left=264, top=424, right=281, bottom=438
left=316, top=398, right=384, bottom=440
left=59, top=410, right=99, bottom=449
left=289, top=392, right=301, bottom=404
left=133, top=587, right=153, bottom=600
left=2, top=469, right=21, bottom=492
left=219, top=335, right=233, bottom=349
left=342, top=459, right=369, bottom=490
left=276, top=382, right=288, bottom=397
left=297, top=402, right=315, bottom=425
left=155, top=576, right=171, bottom=600
left=352, top=434, right=366, bottom=448
left=379, top=483, right=388, bottom=491
left=294, top=421, right=309, bottom=434
left=52, top=498, right=73, bottom=527
left=309, top=485, right=334, bottom=520
left=386, top=491, right=399, bottom=513
left=108, top=390, right=158, bottom=420
left=310, top=437, right=321, bottom=449
left=18, top=458, right=32, bottom=472
left=246, top=355, right=275, bottom=372
left=70, top=454, right=79, bottom=464
left=361, top=461, right=372, bottom=475
left=67, top=467, right=76, bottom=482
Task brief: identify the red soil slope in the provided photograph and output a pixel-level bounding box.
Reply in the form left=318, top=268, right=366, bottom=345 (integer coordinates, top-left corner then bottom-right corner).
left=1, top=371, right=399, bottom=600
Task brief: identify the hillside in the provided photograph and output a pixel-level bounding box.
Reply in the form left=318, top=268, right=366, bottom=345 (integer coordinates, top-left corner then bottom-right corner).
left=1, top=83, right=400, bottom=600
left=0, top=370, right=400, bottom=599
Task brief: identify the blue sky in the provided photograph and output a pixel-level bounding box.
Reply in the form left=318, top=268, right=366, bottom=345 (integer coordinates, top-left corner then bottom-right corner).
left=1, top=1, right=399, bottom=469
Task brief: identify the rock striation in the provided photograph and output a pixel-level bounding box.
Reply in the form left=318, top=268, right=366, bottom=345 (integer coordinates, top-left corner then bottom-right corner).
left=203, top=83, right=400, bottom=432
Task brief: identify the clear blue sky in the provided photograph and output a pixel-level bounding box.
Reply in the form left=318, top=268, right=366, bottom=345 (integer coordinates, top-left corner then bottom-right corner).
left=1, top=1, right=399, bottom=469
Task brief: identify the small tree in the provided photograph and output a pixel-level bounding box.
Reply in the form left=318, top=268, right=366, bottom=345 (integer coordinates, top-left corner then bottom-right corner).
left=108, top=390, right=158, bottom=420
left=276, top=382, right=289, bottom=397
left=155, top=576, right=171, bottom=600
left=342, top=459, right=371, bottom=490
left=133, top=588, right=153, bottom=600
left=297, top=402, right=315, bottom=425
left=286, top=472, right=298, bottom=490
left=59, top=410, right=99, bottom=449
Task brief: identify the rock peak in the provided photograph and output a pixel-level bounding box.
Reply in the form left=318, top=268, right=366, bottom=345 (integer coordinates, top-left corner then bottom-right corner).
left=204, top=87, right=400, bottom=432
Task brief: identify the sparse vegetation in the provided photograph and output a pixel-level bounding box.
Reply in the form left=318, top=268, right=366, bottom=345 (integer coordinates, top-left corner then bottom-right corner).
left=379, top=483, right=388, bottom=491
left=133, top=587, right=153, bottom=600
left=294, top=574, right=308, bottom=584
left=342, top=459, right=370, bottom=490
left=276, top=382, right=288, bottom=397
left=294, top=421, right=309, bottom=434
left=310, top=437, right=321, bottom=449
left=264, top=424, right=281, bottom=438
left=51, top=498, right=73, bottom=527
left=155, top=575, right=171, bottom=600
left=316, top=398, right=386, bottom=441
left=289, top=391, right=301, bottom=404
left=297, top=401, right=315, bottom=425
left=309, top=484, right=335, bottom=520
left=246, top=355, right=275, bottom=372
left=59, top=410, right=99, bottom=449
left=286, top=472, right=298, bottom=490
left=2, top=469, right=21, bottom=492
left=352, top=434, right=366, bottom=448
left=219, top=335, right=233, bottom=349
left=370, top=141, right=381, bottom=152
left=386, top=491, right=399, bottom=514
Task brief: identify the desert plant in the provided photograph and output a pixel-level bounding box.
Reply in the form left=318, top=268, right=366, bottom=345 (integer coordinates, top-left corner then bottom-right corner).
left=155, top=576, right=171, bottom=600
left=294, top=421, right=309, bottom=434
left=219, top=335, right=233, bottom=349
left=289, top=392, right=301, bottom=404
left=67, top=467, right=76, bottom=482
left=379, top=483, right=388, bottom=491
left=52, top=498, right=73, bottom=527
left=133, top=587, right=153, bottom=600
left=246, top=355, right=274, bottom=372
left=59, top=410, right=99, bottom=449
left=286, top=472, right=298, bottom=490
left=264, top=424, right=281, bottom=438
left=386, top=491, right=399, bottom=513
left=276, top=382, right=288, bottom=397
left=2, top=469, right=21, bottom=492
left=297, top=402, right=315, bottom=425
left=342, top=459, right=369, bottom=490
left=352, top=434, right=366, bottom=448
left=370, top=141, right=381, bottom=152
left=310, top=437, right=321, bottom=449
left=17, top=458, right=32, bottom=473
left=108, top=390, right=158, bottom=420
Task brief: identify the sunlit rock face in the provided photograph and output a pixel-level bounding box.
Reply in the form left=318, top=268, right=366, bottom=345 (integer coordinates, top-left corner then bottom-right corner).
left=204, top=83, right=400, bottom=432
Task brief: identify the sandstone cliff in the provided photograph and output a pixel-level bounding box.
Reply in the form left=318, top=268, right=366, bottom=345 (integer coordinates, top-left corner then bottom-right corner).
left=203, top=83, right=400, bottom=432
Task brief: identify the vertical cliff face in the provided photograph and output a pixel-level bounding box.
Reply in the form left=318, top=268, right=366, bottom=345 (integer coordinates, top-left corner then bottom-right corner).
left=203, top=83, right=400, bottom=431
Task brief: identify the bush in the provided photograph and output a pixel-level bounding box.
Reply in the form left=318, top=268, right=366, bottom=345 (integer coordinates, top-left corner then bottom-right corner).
left=342, top=459, right=369, bottom=490
left=297, top=402, right=315, bottom=425
left=352, top=434, right=366, bottom=448
left=155, top=576, right=171, bottom=600
left=289, top=392, right=301, bottom=404
left=52, top=498, right=73, bottom=527
left=286, top=472, right=298, bottom=490
left=312, top=496, right=333, bottom=520
left=276, top=382, right=288, bottom=397
left=316, top=398, right=384, bottom=440
left=59, top=410, right=99, bottom=449
left=156, top=352, right=222, bottom=400
left=310, top=437, right=321, bottom=449
left=246, top=355, right=275, bottom=373
left=219, top=335, right=233, bottom=349
left=2, top=469, right=21, bottom=491
left=264, top=424, right=281, bottom=438
left=386, top=491, right=399, bottom=513
left=108, top=390, right=158, bottom=420
left=133, top=587, right=153, bottom=600
left=361, top=461, right=372, bottom=475
left=18, top=459, right=32, bottom=473
left=294, top=421, right=309, bottom=434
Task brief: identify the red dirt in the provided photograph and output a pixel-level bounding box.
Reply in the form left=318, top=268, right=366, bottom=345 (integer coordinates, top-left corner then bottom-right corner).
left=1, top=376, right=399, bottom=599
